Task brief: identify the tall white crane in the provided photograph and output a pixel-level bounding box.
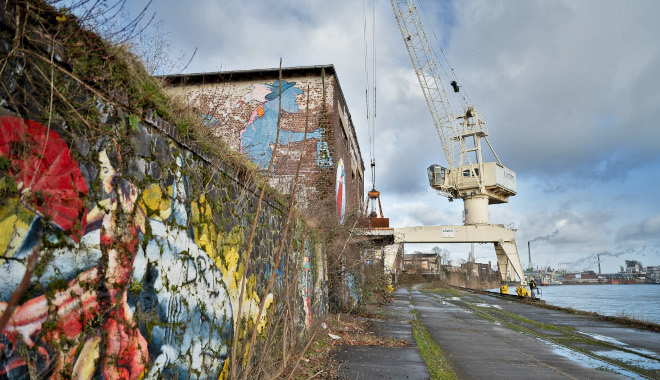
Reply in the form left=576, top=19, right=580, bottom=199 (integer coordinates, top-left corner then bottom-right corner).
left=391, top=0, right=527, bottom=291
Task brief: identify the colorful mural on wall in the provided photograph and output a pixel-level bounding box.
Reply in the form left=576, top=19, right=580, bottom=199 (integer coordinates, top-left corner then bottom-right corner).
left=336, top=158, right=346, bottom=223
left=235, top=81, right=323, bottom=168
left=0, top=113, right=325, bottom=378
left=0, top=117, right=151, bottom=378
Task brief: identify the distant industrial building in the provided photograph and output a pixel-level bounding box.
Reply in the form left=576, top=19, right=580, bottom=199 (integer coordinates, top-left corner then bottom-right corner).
left=625, top=260, right=643, bottom=274
left=403, top=253, right=494, bottom=278
left=404, top=252, right=442, bottom=273
left=163, top=65, right=365, bottom=222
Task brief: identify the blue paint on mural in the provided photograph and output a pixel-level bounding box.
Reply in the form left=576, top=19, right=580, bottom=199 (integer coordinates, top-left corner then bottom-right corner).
left=237, top=80, right=323, bottom=168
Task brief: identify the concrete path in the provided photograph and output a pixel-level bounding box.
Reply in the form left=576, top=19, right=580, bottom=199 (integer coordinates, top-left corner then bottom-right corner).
left=410, top=285, right=660, bottom=379
left=333, top=287, right=430, bottom=379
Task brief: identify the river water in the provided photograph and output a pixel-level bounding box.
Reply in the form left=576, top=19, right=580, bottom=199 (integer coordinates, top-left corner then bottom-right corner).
left=533, top=284, right=660, bottom=324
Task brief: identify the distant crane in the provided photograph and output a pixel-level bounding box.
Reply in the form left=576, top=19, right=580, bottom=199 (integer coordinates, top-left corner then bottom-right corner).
left=391, top=0, right=527, bottom=291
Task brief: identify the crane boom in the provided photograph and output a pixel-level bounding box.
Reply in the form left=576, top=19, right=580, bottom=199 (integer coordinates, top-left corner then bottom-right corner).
left=391, top=0, right=516, bottom=206
left=390, top=0, right=459, bottom=169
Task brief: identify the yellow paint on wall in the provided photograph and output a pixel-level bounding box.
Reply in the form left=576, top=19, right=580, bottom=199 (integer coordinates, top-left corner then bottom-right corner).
left=139, top=183, right=172, bottom=221
left=0, top=197, right=34, bottom=264
left=141, top=183, right=162, bottom=211
left=189, top=195, right=273, bottom=335
left=71, top=335, right=101, bottom=379
left=218, top=359, right=230, bottom=380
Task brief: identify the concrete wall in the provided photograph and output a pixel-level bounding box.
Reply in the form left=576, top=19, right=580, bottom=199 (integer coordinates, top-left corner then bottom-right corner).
left=165, top=67, right=365, bottom=223
left=0, top=2, right=326, bottom=378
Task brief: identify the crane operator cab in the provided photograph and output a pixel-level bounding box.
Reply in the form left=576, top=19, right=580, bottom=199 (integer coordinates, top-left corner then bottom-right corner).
left=427, top=164, right=448, bottom=188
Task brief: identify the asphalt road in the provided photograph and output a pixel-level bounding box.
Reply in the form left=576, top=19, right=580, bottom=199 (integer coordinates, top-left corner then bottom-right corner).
left=409, top=285, right=660, bottom=379
left=333, top=288, right=430, bottom=379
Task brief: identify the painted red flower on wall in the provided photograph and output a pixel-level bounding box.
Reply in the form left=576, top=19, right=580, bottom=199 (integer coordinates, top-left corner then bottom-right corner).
left=0, top=116, right=88, bottom=241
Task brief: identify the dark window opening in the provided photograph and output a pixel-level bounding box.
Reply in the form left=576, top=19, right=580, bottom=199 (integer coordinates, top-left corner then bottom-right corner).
left=462, top=168, right=479, bottom=177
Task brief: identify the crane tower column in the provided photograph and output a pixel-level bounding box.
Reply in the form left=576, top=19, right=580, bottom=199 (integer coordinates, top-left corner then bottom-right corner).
left=463, top=195, right=489, bottom=225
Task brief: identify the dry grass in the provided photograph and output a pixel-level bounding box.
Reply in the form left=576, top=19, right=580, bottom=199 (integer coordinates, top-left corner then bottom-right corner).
left=287, top=313, right=410, bottom=379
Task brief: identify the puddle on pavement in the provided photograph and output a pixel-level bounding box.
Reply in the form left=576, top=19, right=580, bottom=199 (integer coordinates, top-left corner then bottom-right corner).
left=580, top=332, right=626, bottom=346
left=473, top=303, right=501, bottom=309
left=522, top=335, right=647, bottom=379
left=414, top=305, right=443, bottom=312
left=549, top=344, right=647, bottom=379
left=580, top=332, right=660, bottom=359
left=629, top=348, right=660, bottom=360
left=593, top=350, right=660, bottom=370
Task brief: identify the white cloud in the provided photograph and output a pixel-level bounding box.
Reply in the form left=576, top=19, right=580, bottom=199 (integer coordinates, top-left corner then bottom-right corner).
left=616, top=215, right=660, bottom=246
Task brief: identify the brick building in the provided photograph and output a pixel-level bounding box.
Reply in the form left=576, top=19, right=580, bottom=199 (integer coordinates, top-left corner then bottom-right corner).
left=163, top=65, right=365, bottom=222
left=404, top=253, right=442, bottom=273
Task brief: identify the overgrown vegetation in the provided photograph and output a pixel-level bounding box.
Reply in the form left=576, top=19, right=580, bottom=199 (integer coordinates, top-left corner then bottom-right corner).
left=410, top=310, right=458, bottom=380
left=289, top=313, right=411, bottom=379
left=304, top=205, right=393, bottom=314
left=38, top=0, right=277, bottom=203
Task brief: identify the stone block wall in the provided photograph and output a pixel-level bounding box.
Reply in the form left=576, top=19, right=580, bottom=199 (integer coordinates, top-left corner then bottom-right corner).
left=0, top=2, right=326, bottom=378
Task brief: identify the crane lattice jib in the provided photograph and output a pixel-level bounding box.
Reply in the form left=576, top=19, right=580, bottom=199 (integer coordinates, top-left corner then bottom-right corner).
left=391, top=0, right=460, bottom=170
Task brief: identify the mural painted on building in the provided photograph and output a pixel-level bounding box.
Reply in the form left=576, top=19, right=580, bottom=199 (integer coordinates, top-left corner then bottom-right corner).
left=0, top=114, right=323, bottom=378
left=336, top=158, right=346, bottom=223
left=235, top=80, right=323, bottom=168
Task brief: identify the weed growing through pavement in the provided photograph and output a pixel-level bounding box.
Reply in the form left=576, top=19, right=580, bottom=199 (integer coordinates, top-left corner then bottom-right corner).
left=410, top=309, right=458, bottom=380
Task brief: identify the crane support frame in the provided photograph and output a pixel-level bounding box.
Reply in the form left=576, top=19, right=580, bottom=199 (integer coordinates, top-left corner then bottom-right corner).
left=393, top=225, right=526, bottom=284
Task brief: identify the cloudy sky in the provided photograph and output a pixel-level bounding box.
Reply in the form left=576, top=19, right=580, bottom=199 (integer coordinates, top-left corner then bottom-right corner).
left=105, top=0, right=660, bottom=273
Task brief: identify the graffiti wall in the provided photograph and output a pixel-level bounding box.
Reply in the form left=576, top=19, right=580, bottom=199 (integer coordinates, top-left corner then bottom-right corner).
left=0, top=3, right=328, bottom=377
left=0, top=111, right=326, bottom=378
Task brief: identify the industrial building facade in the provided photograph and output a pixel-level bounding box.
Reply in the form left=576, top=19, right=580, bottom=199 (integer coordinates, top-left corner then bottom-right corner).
left=164, top=65, right=364, bottom=222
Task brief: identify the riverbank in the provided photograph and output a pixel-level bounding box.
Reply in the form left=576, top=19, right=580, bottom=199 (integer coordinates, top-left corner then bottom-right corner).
left=535, top=283, right=660, bottom=325
left=530, top=298, right=660, bottom=332
left=557, top=280, right=650, bottom=285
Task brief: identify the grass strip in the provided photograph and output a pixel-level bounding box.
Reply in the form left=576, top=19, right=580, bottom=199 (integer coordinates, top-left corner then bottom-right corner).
left=410, top=310, right=458, bottom=380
